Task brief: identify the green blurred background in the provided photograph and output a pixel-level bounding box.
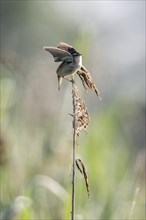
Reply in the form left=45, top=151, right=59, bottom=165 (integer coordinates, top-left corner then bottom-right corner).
left=0, top=1, right=145, bottom=220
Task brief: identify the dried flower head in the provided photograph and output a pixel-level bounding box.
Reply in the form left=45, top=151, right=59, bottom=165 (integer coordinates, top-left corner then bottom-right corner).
left=77, top=65, right=101, bottom=100
left=72, top=85, right=90, bottom=136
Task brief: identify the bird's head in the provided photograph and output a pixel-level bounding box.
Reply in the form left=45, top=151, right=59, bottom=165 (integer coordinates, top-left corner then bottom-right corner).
left=68, top=47, right=81, bottom=57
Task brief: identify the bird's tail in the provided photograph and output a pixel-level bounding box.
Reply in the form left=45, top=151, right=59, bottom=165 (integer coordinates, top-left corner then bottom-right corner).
left=58, top=76, right=62, bottom=90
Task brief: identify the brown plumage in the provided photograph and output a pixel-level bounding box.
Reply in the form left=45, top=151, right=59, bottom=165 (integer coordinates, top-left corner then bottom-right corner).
left=57, top=42, right=72, bottom=51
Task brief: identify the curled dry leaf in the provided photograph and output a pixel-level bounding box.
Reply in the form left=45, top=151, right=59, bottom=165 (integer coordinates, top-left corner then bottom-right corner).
left=76, top=157, right=90, bottom=198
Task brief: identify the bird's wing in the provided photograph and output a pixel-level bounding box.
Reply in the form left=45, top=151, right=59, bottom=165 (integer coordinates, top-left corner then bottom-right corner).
left=57, top=42, right=72, bottom=51
left=43, top=47, right=73, bottom=62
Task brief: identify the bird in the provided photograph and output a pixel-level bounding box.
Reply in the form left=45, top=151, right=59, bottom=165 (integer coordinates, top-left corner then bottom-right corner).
left=43, top=42, right=82, bottom=90
left=44, top=42, right=101, bottom=100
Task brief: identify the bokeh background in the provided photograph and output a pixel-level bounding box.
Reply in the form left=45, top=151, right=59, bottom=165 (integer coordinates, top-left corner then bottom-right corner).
left=0, top=1, right=145, bottom=220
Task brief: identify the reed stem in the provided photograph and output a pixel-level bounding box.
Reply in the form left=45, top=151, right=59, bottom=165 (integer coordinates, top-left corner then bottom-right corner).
left=71, top=78, right=77, bottom=220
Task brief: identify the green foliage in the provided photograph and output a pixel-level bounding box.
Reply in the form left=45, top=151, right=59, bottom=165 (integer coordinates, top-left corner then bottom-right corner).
left=0, top=78, right=144, bottom=219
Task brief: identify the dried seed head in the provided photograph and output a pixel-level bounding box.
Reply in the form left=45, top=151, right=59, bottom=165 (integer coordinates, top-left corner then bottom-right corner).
left=77, top=65, right=101, bottom=100
left=72, top=85, right=90, bottom=136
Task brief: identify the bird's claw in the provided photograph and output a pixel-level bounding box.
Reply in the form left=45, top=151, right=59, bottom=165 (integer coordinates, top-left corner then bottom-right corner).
left=70, top=79, right=75, bottom=84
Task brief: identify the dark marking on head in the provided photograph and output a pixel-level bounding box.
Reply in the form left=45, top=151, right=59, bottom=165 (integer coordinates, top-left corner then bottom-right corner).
left=68, top=47, right=81, bottom=56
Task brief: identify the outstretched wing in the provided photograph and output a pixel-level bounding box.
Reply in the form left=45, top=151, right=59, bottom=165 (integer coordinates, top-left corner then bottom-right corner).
left=43, top=47, right=73, bottom=62
left=57, top=42, right=72, bottom=51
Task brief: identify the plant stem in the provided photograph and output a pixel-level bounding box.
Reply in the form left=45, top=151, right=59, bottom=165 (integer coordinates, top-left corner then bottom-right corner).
left=71, top=78, right=77, bottom=220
